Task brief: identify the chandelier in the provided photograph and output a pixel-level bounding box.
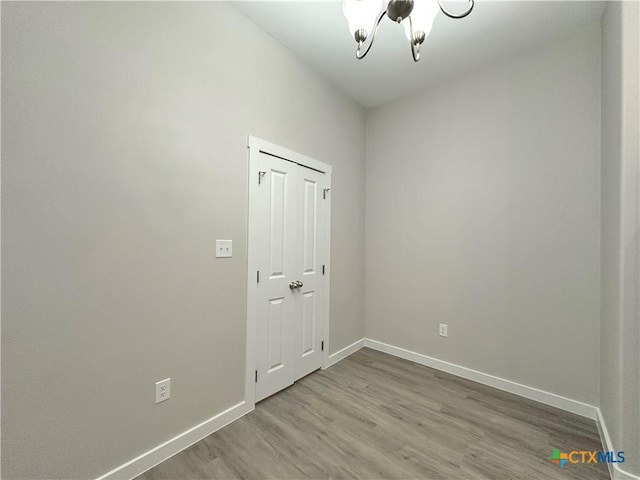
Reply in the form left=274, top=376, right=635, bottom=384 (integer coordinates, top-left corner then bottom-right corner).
left=342, top=0, right=474, bottom=62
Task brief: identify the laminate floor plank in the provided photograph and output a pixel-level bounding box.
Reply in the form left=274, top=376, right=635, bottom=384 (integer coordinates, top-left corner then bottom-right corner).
left=137, top=348, right=609, bottom=480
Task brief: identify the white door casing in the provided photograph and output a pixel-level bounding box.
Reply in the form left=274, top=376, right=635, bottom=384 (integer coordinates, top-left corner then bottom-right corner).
left=246, top=137, right=332, bottom=405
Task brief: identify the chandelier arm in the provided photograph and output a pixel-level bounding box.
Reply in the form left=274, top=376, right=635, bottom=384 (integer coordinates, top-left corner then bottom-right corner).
left=436, top=0, right=474, bottom=19
left=356, top=9, right=388, bottom=59
left=408, top=16, right=420, bottom=62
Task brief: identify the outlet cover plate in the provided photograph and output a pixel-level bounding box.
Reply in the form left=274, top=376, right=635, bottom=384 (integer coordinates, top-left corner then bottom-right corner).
left=439, top=324, right=448, bottom=337
left=155, top=378, right=171, bottom=404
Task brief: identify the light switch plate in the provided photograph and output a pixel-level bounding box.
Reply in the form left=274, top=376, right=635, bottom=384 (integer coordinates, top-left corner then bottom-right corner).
left=216, top=240, right=232, bottom=258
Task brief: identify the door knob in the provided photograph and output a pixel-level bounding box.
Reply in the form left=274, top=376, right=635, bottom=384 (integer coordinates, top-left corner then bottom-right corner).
left=295, top=281, right=303, bottom=288
left=289, top=282, right=298, bottom=289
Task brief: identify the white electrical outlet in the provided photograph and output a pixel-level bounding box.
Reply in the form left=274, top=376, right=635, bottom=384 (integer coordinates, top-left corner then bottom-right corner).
left=215, top=240, right=232, bottom=258
left=155, top=378, right=171, bottom=404
left=439, top=324, right=448, bottom=337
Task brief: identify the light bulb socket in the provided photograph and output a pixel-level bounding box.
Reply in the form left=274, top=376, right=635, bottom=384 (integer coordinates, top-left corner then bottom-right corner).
left=354, top=28, right=368, bottom=43
left=412, top=30, right=426, bottom=45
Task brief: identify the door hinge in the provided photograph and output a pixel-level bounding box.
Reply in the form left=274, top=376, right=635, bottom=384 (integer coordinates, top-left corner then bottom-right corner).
left=322, top=265, right=325, bottom=275
left=255, top=370, right=258, bottom=383
left=257, top=270, right=260, bottom=283
left=258, top=171, right=266, bottom=185
left=323, top=188, right=330, bottom=200
left=321, top=340, right=324, bottom=352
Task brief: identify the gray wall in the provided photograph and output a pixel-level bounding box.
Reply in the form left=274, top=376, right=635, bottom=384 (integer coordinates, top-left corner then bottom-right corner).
left=365, top=24, right=602, bottom=405
left=600, top=1, right=640, bottom=476
left=4, top=2, right=638, bottom=479
left=1, top=3, right=366, bottom=479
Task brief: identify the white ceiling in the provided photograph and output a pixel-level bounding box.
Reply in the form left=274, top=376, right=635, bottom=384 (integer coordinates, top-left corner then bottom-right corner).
left=232, top=0, right=605, bottom=108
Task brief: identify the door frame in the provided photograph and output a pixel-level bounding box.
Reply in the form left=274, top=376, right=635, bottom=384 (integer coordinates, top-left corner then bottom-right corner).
left=244, top=135, right=332, bottom=408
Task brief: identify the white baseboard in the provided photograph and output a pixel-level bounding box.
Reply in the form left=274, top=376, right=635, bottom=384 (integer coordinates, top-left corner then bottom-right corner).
left=96, top=400, right=252, bottom=480
left=95, top=341, right=639, bottom=480
left=364, top=339, right=598, bottom=420
left=98, top=336, right=367, bottom=480
left=324, top=338, right=365, bottom=369
left=595, top=408, right=640, bottom=480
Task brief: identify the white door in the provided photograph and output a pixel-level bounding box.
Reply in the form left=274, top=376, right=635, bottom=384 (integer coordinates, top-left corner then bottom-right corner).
left=252, top=150, right=327, bottom=402
left=294, top=166, right=325, bottom=380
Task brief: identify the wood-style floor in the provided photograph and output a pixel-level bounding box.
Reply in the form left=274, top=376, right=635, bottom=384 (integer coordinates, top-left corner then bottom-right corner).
left=138, top=348, right=609, bottom=480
